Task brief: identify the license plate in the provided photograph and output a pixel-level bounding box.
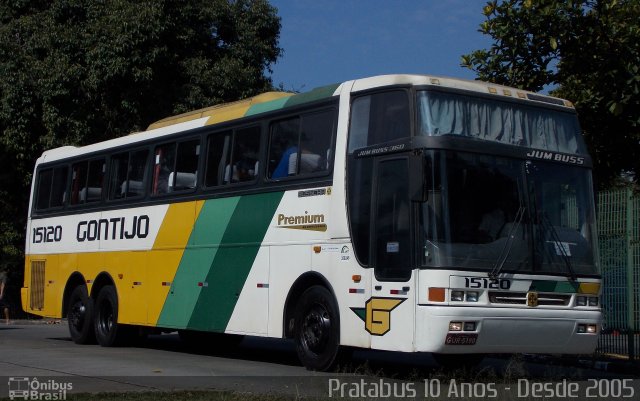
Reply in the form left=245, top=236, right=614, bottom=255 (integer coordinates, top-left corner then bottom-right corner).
left=445, top=333, right=478, bottom=345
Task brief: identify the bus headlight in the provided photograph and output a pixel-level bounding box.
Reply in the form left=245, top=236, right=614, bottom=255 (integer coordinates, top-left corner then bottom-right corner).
left=588, top=297, right=599, bottom=306
left=451, top=291, right=464, bottom=302
left=576, top=296, right=587, bottom=306
left=449, top=322, right=463, bottom=331
left=466, top=291, right=479, bottom=302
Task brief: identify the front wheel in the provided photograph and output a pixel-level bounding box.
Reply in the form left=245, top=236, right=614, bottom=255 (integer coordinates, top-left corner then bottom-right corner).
left=67, top=286, right=95, bottom=344
left=294, top=286, right=341, bottom=371
left=94, top=285, right=131, bottom=346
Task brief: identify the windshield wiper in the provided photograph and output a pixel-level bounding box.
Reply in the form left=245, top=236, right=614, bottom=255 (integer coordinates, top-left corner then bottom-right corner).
left=489, top=205, right=526, bottom=279
left=539, top=212, right=577, bottom=282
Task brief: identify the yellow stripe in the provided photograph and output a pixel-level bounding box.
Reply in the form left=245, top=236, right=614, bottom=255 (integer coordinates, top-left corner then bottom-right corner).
left=23, top=201, right=205, bottom=325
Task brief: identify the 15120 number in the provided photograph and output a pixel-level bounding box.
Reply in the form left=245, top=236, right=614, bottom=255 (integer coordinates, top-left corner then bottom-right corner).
left=32, top=225, right=62, bottom=243
left=464, top=277, right=511, bottom=290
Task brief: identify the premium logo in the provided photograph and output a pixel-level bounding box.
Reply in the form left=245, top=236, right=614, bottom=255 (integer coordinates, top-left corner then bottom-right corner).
left=276, top=212, right=327, bottom=232
left=351, top=297, right=406, bottom=336
left=527, top=291, right=539, bottom=307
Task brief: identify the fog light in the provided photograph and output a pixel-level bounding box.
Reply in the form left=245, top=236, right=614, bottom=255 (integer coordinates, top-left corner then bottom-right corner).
left=577, top=324, right=586, bottom=333
left=451, top=290, right=464, bottom=302
left=588, top=297, right=599, bottom=306
left=449, top=322, right=463, bottom=331
left=463, top=322, right=476, bottom=331
left=576, top=296, right=587, bottom=306
left=586, top=324, right=597, bottom=334
left=466, top=291, right=479, bottom=302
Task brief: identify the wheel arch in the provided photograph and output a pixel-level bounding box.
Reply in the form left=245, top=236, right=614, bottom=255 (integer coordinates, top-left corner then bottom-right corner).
left=282, top=272, right=338, bottom=339
left=62, top=272, right=87, bottom=318
left=90, top=272, right=117, bottom=301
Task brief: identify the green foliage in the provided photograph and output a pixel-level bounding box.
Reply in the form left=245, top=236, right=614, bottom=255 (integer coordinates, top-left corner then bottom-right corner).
left=0, top=1, right=281, bottom=278
left=462, top=0, right=640, bottom=187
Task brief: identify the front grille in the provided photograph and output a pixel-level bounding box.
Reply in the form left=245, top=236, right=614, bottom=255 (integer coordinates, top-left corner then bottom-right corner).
left=488, top=291, right=571, bottom=306
left=30, top=260, right=46, bottom=310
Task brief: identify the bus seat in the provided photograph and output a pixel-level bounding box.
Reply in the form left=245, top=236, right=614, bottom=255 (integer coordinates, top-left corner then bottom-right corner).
left=79, top=187, right=102, bottom=202
left=169, top=171, right=197, bottom=191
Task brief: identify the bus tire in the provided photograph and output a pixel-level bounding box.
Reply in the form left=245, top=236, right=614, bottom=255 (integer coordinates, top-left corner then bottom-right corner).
left=94, top=285, right=130, bottom=347
left=294, top=286, right=341, bottom=371
left=67, top=286, right=95, bottom=344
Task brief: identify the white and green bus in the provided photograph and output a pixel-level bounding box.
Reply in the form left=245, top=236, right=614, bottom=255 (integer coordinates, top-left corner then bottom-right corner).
left=22, top=74, right=601, bottom=370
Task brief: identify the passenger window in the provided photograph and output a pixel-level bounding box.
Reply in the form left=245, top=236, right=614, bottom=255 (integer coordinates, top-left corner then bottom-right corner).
left=152, top=143, right=176, bottom=195
left=35, top=166, right=69, bottom=210
left=205, top=127, right=260, bottom=187
left=205, top=132, right=232, bottom=187
left=348, top=91, right=410, bottom=153
left=152, top=139, right=199, bottom=195
left=71, top=159, right=105, bottom=205
left=108, top=149, right=148, bottom=200
left=230, top=126, right=260, bottom=183
left=268, top=109, right=335, bottom=179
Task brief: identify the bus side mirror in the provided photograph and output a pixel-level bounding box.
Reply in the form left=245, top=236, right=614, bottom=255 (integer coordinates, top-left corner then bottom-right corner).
left=409, top=154, right=428, bottom=202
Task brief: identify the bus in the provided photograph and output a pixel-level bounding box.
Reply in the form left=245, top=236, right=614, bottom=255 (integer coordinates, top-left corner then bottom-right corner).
left=21, top=74, right=601, bottom=371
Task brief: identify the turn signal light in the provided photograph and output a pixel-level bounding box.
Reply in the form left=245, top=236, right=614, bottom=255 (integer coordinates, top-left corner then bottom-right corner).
left=429, top=287, right=446, bottom=302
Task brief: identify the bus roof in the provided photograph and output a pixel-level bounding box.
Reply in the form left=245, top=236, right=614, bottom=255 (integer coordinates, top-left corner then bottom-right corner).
left=37, top=74, right=573, bottom=164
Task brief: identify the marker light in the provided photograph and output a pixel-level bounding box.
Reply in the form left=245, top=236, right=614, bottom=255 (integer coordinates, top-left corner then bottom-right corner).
left=466, top=291, right=479, bottom=302
left=451, top=291, right=464, bottom=302
left=449, top=322, right=463, bottom=331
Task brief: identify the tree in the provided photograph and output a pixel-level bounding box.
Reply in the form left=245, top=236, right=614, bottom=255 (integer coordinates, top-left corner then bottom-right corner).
left=462, top=0, right=640, bottom=187
left=0, top=0, right=281, bottom=279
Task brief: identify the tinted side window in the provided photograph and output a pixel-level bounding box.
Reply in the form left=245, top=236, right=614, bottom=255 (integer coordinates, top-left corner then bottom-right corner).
left=230, top=126, right=260, bottom=183
left=71, top=159, right=105, bottom=205
left=348, top=91, right=410, bottom=153
left=205, top=126, right=260, bottom=187
left=173, top=140, right=199, bottom=190
left=152, top=143, right=177, bottom=195
left=152, top=139, right=199, bottom=195
left=108, top=149, right=148, bottom=200
left=35, top=169, right=53, bottom=210
left=35, top=166, right=68, bottom=210
left=268, top=109, right=335, bottom=179
left=205, top=131, right=232, bottom=187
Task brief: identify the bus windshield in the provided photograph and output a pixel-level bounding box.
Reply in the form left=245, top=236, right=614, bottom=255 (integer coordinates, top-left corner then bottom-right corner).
left=420, top=151, right=599, bottom=276
left=417, top=90, right=588, bottom=154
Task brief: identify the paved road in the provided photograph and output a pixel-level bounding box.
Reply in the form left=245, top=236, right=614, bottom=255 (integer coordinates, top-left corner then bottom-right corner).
left=0, top=322, right=635, bottom=398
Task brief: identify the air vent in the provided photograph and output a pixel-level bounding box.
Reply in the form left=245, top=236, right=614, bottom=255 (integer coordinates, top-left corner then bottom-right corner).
left=30, top=261, right=46, bottom=310
left=489, top=291, right=571, bottom=306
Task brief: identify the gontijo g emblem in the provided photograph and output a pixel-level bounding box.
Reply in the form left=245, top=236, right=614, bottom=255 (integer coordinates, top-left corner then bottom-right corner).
left=351, top=297, right=406, bottom=336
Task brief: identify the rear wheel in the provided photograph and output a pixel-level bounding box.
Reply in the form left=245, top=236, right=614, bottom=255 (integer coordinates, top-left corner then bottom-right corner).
left=294, top=286, right=341, bottom=371
left=67, top=286, right=95, bottom=344
left=94, top=285, right=131, bottom=346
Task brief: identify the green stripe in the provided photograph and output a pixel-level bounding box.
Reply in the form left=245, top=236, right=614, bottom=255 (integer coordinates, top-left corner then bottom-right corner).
left=187, top=191, right=284, bottom=331
left=529, top=280, right=580, bottom=293
left=245, top=84, right=339, bottom=117
left=283, top=84, right=340, bottom=107
left=157, top=197, right=241, bottom=328
left=245, top=96, right=291, bottom=116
